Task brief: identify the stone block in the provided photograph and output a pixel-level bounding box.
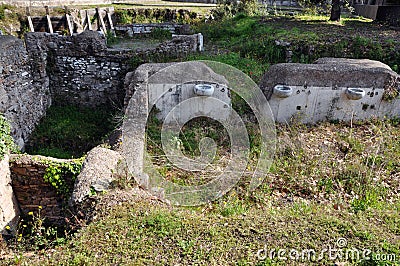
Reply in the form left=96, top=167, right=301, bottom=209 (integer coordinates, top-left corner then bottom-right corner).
left=0, top=155, right=20, bottom=234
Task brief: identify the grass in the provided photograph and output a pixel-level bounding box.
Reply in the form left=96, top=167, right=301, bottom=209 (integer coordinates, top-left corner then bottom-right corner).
left=187, top=52, right=269, bottom=83
left=0, top=114, right=16, bottom=159
left=11, top=196, right=400, bottom=265
left=6, top=117, right=399, bottom=265
left=25, top=105, right=117, bottom=159
left=193, top=13, right=400, bottom=73
left=2, top=9, right=400, bottom=266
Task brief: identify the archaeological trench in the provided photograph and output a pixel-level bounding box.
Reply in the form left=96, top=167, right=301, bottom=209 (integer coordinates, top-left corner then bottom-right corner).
left=1, top=27, right=400, bottom=238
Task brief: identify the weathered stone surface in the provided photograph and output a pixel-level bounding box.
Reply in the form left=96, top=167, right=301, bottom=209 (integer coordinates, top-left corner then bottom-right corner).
left=260, top=57, right=399, bottom=100
left=0, top=35, right=50, bottom=148
left=0, top=155, right=20, bottom=234
left=24, top=32, right=202, bottom=108
left=70, top=147, right=123, bottom=206
left=0, top=0, right=112, bottom=7
left=261, top=58, right=400, bottom=124
left=115, top=23, right=191, bottom=36
left=122, top=62, right=229, bottom=190
left=124, top=62, right=228, bottom=107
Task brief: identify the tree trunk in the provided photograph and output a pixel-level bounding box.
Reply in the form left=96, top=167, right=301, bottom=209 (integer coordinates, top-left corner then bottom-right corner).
left=330, top=0, right=341, bottom=21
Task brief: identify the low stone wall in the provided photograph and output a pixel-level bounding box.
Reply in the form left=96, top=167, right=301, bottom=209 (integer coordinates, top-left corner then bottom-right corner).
left=24, top=31, right=203, bottom=108
left=0, top=155, right=20, bottom=234
left=25, top=31, right=129, bottom=108
left=0, top=35, right=50, bottom=148
left=0, top=0, right=111, bottom=6
left=115, top=23, right=191, bottom=36
left=261, top=58, right=400, bottom=124
left=9, top=154, right=77, bottom=224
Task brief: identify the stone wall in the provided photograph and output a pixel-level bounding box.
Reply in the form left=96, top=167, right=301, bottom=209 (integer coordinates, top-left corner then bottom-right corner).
left=0, top=0, right=111, bottom=7
left=0, top=30, right=202, bottom=149
left=9, top=154, right=77, bottom=224
left=115, top=23, right=191, bottom=36
left=25, top=31, right=128, bottom=107
left=0, top=155, right=20, bottom=234
left=24, top=31, right=203, bottom=108
left=0, top=35, right=50, bottom=148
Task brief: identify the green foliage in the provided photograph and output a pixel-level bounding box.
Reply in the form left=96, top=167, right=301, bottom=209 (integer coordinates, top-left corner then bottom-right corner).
left=7, top=206, right=68, bottom=252
left=149, top=28, right=172, bottom=41
left=0, top=4, right=12, bottom=20
left=115, top=8, right=199, bottom=24
left=0, top=114, right=17, bottom=160
left=105, top=30, right=119, bottom=46
left=26, top=105, right=116, bottom=159
left=195, top=15, right=288, bottom=66
left=140, top=212, right=181, bottom=237
left=212, top=0, right=259, bottom=19
left=187, top=52, right=268, bottom=83
left=116, top=9, right=132, bottom=24
left=43, top=159, right=84, bottom=197
left=296, top=0, right=328, bottom=14
left=195, top=15, right=400, bottom=74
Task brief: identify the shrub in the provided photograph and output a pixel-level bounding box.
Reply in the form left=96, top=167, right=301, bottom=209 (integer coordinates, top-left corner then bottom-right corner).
left=0, top=4, right=12, bottom=20
left=0, top=114, right=16, bottom=160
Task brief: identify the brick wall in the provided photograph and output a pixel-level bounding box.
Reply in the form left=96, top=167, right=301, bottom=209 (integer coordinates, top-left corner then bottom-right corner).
left=9, top=154, right=78, bottom=224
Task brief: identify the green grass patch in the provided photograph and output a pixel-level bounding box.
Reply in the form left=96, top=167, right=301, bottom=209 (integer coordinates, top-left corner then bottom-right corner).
left=194, top=14, right=400, bottom=73
left=26, top=105, right=116, bottom=159
left=0, top=114, right=17, bottom=159
left=16, top=199, right=400, bottom=265
left=187, top=52, right=269, bottom=83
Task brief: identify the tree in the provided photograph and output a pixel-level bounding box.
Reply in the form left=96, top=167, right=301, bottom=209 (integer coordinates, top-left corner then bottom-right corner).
left=330, top=0, right=341, bottom=21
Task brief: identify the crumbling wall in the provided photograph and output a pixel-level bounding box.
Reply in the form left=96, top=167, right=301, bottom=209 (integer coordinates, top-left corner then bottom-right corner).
left=0, top=35, right=50, bottom=148
left=25, top=31, right=202, bottom=108
left=0, top=0, right=112, bottom=6
left=9, top=154, right=77, bottom=224
left=25, top=31, right=127, bottom=108
left=0, top=155, right=20, bottom=234
left=115, top=23, right=191, bottom=36
left=260, top=58, right=400, bottom=124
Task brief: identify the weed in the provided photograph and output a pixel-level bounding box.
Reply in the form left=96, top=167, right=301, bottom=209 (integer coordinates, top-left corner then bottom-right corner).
left=7, top=206, right=68, bottom=252
left=105, top=30, right=118, bottom=46
left=43, top=158, right=84, bottom=198
left=149, top=28, right=172, bottom=40
left=0, top=114, right=18, bottom=159
left=0, top=4, right=12, bottom=20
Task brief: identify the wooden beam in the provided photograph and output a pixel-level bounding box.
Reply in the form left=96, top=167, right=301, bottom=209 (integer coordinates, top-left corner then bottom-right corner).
left=86, top=10, right=92, bottom=31
left=96, top=7, right=107, bottom=34
left=26, top=7, right=34, bottom=32
left=46, top=15, right=53, bottom=33
left=106, top=8, right=114, bottom=30
left=65, top=6, right=73, bottom=36
left=45, top=6, right=53, bottom=34
left=65, top=14, right=73, bottom=35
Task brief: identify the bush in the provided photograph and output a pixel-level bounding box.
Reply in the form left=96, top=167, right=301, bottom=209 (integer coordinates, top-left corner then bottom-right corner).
left=149, top=28, right=172, bottom=40
left=0, top=114, right=16, bottom=160
left=25, top=105, right=116, bottom=159
left=212, top=0, right=259, bottom=19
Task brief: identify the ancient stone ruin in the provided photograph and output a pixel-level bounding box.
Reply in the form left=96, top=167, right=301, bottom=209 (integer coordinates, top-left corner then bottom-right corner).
left=261, top=58, right=400, bottom=124
left=0, top=29, right=204, bottom=234
left=0, top=21, right=400, bottom=235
